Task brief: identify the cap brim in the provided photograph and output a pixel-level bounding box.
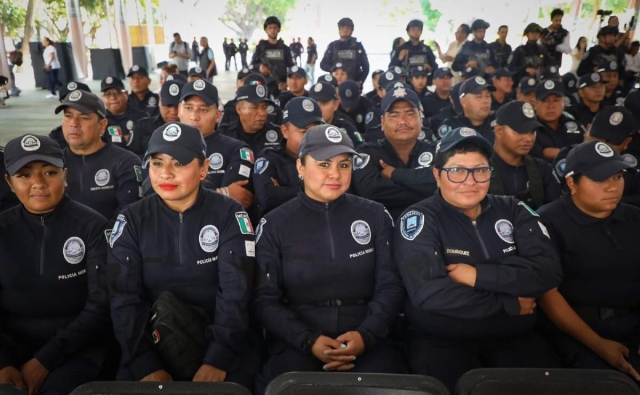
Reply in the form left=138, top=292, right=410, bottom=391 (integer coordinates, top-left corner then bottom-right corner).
left=309, top=93, right=337, bottom=102
left=435, top=72, right=453, bottom=79
left=238, top=97, right=276, bottom=106
left=582, top=160, right=632, bottom=182
left=127, top=71, right=149, bottom=78
left=54, top=102, right=102, bottom=116
left=143, top=145, right=202, bottom=166
left=383, top=97, right=419, bottom=113
left=536, top=90, right=565, bottom=100
left=439, top=135, right=494, bottom=157
left=181, top=92, right=217, bottom=106
left=289, top=116, right=324, bottom=129
left=509, top=119, right=544, bottom=133
left=6, top=154, right=64, bottom=176
left=462, top=86, right=496, bottom=96
left=307, top=145, right=359, bottom=161
left=160, top=96, right=181, bottom=107
left=287, top=72, right=307, bottom=78
left=520, top=87, right=536, bottom=94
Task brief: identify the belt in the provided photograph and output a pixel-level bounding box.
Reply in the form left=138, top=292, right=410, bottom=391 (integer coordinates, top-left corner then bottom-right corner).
left=573, top=306, right=639, bottom=321
left=284, top=298, right=368, bottom=307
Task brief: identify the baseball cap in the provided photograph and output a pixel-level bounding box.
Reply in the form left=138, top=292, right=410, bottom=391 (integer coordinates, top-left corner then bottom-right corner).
left=389, top=66, right=406, bottom=77
left=462, top=66, right=480, bottom=80
left=597, top=60, right=620, bottom=73
left=378, top=71, right=401, bottom=91
left=624, top=90, right=640, bottom=124
left=318, top=74, right=339, bottom=87
left=165, top=73, right=188, bottom=84
left=491, top=68, right=514, bottom=80
left=372, top=69, right=385, bottom=79
left=331, top=62, right=346, bottom=72
left=471, top=19, right=490, bottom=31
left=287, top=65, right=307, bottom=78
left=160, top=81, right=184, bottom=107
left=4, top=135, right=64, bottom=176
left=127, top=64, right=149, bottom=78
left=244, top=73, right=268, bottom=87
left=495, top=101, right=543, bottom=133
left=188, top=66, right=206, bottom=78
left=236, top=84, right=275, bottom=105
left=589, top=106, right=637, bottom=145
left=55, top=90, right=106, bottom=118
left=536, top=79, right=565, bottom=100
left=562, top=73, right=578, bottom=93
left=540, top=65, right=561, bottom=82
left=143, top=122, right=207, bottom=166
left=381, top=84, right=421, bottom=113
left=518, top=77, right=538, bottom=94
left=101, top=76, right=125, bottom=92
left=564, top=141, right=631, bottom=181
left=297, top=124, right=358, bottom=160
left=578, top=73, right=607, bottom=89
left=180, top=79, right=219, bottom=106
left=309, top=81, right=338, bottom=102
left=338, top=81, right=360, bottom=108
left=410, top=66, right=429, bottom=78
left=435, top=127, right=494, bottom=158
left=59, top=81, right=91, bottom=101
left=283, top=97, right=324, bottom=128
left=237, top=68, right=251, bottom=80
left=460, top=76, right=496, bottom=97
left=434, top=67, right=454, bottom=79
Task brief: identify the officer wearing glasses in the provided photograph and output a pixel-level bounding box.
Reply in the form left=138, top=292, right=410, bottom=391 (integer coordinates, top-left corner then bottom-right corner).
left=393, top=127, right=562, bottom=392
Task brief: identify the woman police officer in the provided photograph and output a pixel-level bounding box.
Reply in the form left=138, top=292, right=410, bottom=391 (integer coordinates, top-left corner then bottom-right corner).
left=254, top=124, right=406, bottom=383
left=108, top=122, right=256, bottom=388
left=393, top=127, right=562, bottom=391
left=0, top=135, right=112, bottom=394
left=538, top=140, right=640, bottom=380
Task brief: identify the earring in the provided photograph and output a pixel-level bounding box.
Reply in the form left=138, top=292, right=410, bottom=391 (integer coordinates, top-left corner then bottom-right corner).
left=200, top=174, right=205, bottom=180
left=298, top=174, right=303, bottom=180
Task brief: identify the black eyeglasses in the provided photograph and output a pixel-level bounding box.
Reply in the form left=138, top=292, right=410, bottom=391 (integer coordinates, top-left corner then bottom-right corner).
left=440, top=167, right=494, bottom=183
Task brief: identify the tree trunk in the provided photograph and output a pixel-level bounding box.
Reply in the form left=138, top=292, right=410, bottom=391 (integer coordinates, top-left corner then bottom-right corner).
left=22, top=0, right=40, bottom=60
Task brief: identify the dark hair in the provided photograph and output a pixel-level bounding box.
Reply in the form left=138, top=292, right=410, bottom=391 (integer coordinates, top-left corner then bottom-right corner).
left=173, top=32, right=180, bottom=38
left=43, top=37, right=53, bottom=45
left=392, top=37, right=404, bottom=50
left=498, top=25, right=508, bottom=31
left=434, top=141, right=490, bottom=170
left=459, top=24, right=471, bottom=36
left=551, top=8, right=564, bottom=19
left=575, top=36, right=587, bottom=50
left=632, top=41, right=640, bottom=48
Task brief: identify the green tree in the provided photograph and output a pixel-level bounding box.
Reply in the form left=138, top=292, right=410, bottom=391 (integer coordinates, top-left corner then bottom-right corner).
left=420, top=0, right=442, bottom=32
left=0, top=1, right=27, bottom=41
left=218, top=0, right=297, bottom=40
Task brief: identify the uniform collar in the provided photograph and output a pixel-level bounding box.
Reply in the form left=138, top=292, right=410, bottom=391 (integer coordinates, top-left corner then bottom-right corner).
left=297, top=189, right=347, bottom=212
left=433, top=189, right=492, bottom=218
left=562, top=194, right=626, bottom=225
left=64, top=142, right=109, bottom=159
left=156, top=185, right=207, bottom=215
left=21, top=194, right=72, bottom=225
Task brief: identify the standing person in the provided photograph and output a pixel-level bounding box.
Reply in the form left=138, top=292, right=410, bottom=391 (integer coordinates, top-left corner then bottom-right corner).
left=320, top=18, right=370, bottom=89
left=577, top=27, right=625, bottom=78
left=229, top=39, right=239, bottom=71
left=7, top=44, right=22, bottom=97
left=389, top=20, right=438, bottom=85
left=435, top=24, right=470, bottom=84
left=223, top=38, right=230, bottom=71
left=199, top=37, right=217, bottom=83
left=42, top=38, right=62, bottom=99
left=508, top=23, right=549, bottom=84
left=452, top=19, right=498, bottom=78
left=239, top=39, right=249, bottom=69
left=306, top=37, right=318, bottom=84
left=390, top=38, right=405, bottom=59
left=290, top=37, right=302, bottom=66
left=624, top=41, right=640, bottom=93
left=169, top=33, right=190, bottom=76
left=571, top=37, right=587, bottom=75
left=488, top=25, right=512, bottom=68
left=251, top=16, right=294, bottom=94
left=541, top=9, right=571, bottom=68
left=191, top=36, right=200, bottom=64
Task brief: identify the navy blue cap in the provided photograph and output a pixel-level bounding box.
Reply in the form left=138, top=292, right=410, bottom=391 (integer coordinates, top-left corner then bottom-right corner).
left=331, top=62, right=346, bottom=72
left=518, top=77, right=538, bottom=94
left=160, top=81, right=184, bottom=106
left=565, top=141, right=631, bottom=181
left=55, top=90, right=106, bottom=118
left=237, top=68, right=251, bottom=80
left=496, top=101, right=543, bottom=133
left=309, top=81, right=338, bottom=102
left=410, top=66, right=430, bottom=77
left=127, top=64, right=149, bottom=78
left=236, top=84, right=275, bottom=105
left=462, top=65, right=480, bottom=79
left=597, top=60, right=620, bottom=73
left=540, top=65, right=561, bottom=82
left=471, top=19, right=490, bottom=31
left=297, top=124, right=357, bottom=160
left=578, top=73, right=607, bottom=89
left=436, top=127, right=494, bottom=158
left=188, top=66, right=206, bottom=78
left=165, top=73, right=188, bottom=84
left=283, top=97, right=324, bottom=128
left=100, top=76, right=125, bottom=92
left=338, top=81, right=360, bottom=108
left=536, top=79, right=565, bottom=100
left=382, top=84, right=421, bottom=113
left=589, top=106, right=637, bottom=145
left=379, top=70, right=401, bottom=91
left=434, top=67, right=454, bottom=79
left=180, top=79, right=219, bottom=106
left=460, top=76, right=496, bottom=97
left=491, top=68, right=514, bottom=79
left=624, top=90, right=640, bottom=124
left=318, top=74, right=339, bottom=87
left=562, top=73, right=578, bottom=93
left=287, top=65, right=307, bottom=78
left=4, top=135, right=64, bottom=176
left=372, top=69, right=385, bottom=78
left=244, top=72, right=268, bottom=87
left=144, top=122, right=207, bottom=166
left=59, top=81, right=91, bottom=101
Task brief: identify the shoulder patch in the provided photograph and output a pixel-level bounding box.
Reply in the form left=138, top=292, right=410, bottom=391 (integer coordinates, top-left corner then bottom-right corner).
left=199, top=225, right=219, bottom=252
left=418, top=152, right=433, bottom=167
left=351, top=220, right=372, bottom=245
left=353, top=153, right=370, bottom=170
left=495, top=219, right=515, bottom=244
left=255, top=157, right=269, bottom=174
left=63, top=237, right=85, bottom=264
left=109, top=214, right=127, bottom=248
left=400, top=210, right=425, bottom=241
left=239, top=147, right=254, bottom=163
left=235, top=212, right=254, bottom=235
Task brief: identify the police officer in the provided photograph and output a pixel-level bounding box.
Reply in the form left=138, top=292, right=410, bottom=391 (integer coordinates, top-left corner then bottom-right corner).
left=577, top=26, right=626, bottom=78
left=624, top=90, right=640, bottom=160
left=389, top=20, right=437, bottom=83
left=254, top=124, right=406, bottom=382
left=508, top=23, right=549, bottom=84
left=108, top=123, right=256, bottom=388
left=127, top=65, right=159, bottom=118
left=309, top=81, right=363, bottom=146
left=453, top=19, right=498, bottom=77
left=100, top=76, right=148, bottom=154
left=562, top=72, right=581, bottom=107
left=253, top=97, right=324, bottom=214
left=598, top=60, right=626, bottom=107
left=320, top=18, right=370, bottom=88
left=50, top=81, right=93, bottom=150
left=0, top=135, right=111, bottom=394
left=487, top=25, right=512, bottom=68
left=541, top=8, right=571, bottom=68
left=439, top=76, right=496, bottom=143
left=491, top=101, right=562, bottom=208
left=516, top=77, right=538, bottom=106
left=338, top=80, right=377, bottom=136
left=408, top=66, right=429, bottom=100
left=352, top=84, right=437, bottom=220
left=219, top=73, right=283, bottom=129
left=583, top=106, right=640, bottom=207
left=490, top=68, right=514, bottom=115
left=178, top=80, right=254, bottom=209
left=429, top=81, right=464, bottom=133
left=365, top=69, right=385, bottom=104
left=317, top=73, right=340, bottom=88
left=567, top=72, right=606, bottom=128
left=394, top=127, right=561, bottom=392
left=532, top=80, right=585, bottom=161
left=218, top=84, right=284, bottom=155
left=538, top=140, right=640, bottom=380
left=540, top=65, right=562, bottom=82
left=422, top=67, right=453, bottom=119
left=251, top=16, right=294, bottom=95
left=55, top=90, right=142, bottom=222
left=278, top=66, right=308, bottom=109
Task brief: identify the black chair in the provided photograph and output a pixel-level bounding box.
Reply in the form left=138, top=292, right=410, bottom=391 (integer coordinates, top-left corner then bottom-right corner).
left=455, top=368, right=640, bottom=395
left=69, top=382, right=252, bottom=395
left=265, top=372, right=449, bottom=395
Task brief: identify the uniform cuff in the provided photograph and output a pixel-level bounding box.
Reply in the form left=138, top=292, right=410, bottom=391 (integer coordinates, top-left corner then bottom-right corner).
left=502, top=296, right=521, bottom=317
left=34, top=341, right=64, bottom=371
left=129, top=351, right=165, bottom=381
left=475, top=264, right=498, bottom=291
left=203, top=342, right=238, bottom=373
left=356, top=329, right=375, bottom=351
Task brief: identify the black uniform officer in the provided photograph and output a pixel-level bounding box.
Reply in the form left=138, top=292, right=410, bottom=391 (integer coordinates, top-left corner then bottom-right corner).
left=577, top=26, right=626, bottom=78
left=251, top=16, right=294, bottom=93
left=394, top=127, right=561, bottom=392
left=508, top=23, right=549, bottom=84
left=541, top=9, right=570, bottom=67
left=0, top=135, right=111, bottom=394
left=532, top=80, right=586, bottom=161
left=108, top=123, right=256, bottom=387
left=453, top=19, right=498, bottom=77
left=624, top=90, right=640, bottom=160
left=516, top=76, right=538, bottom=105
left=253, top=97, right=324, bottom=214
left=491, top=101, right=562, bottom=208
left=218, top=84, right=283, bottom=156
left=187, top=66, right=207, bottom=81
left=439, top=76, right=496, bottom=143
left=338, top=80, right=378, bottom=135
left=584, top=106, right=640, bottom=208
left=219, top=73, right=283, bottom=129
left=309, top=81, right=363, bottom=146
left=489, top=68, right=515, bottom=115
left=352, top=84, right=438, bottom=220
left=562, top=72, right=581, bottom=107
left=487, top=26, right=512, bottom=68
left=132, top=80, right=184, bottom=157
left=100, top=76, right=148, bottom=155
left=538, top=141, right=640, bottom=379
left=598, top=60, right=626, bottom=107
left=127, top=65, right=159, bottom=118
left=422, top=67, right=453, bottom=119
left=254, top=124, right=406, bottom=383
left=320, top=18, right=370, bottom=87
left=429, top=81, right=464, bottom=133
left=567, top=72, right=606, bottom=128
left=365, top=69, right=384, bottom=103
left=277, top=66, right=309, bottom=109
left=389, top=20, right=437, bottom=84
left=50, top=81, right=93, bottom=150
left=55, top=90, right=142, bottom=223
left=408, top=66, right=430, bottom=100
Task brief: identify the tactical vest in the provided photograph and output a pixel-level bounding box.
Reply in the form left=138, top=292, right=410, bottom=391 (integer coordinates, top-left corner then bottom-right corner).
left=404, top=42, right=429, bottom=69
left=490, top=155, right=545, bottom=209
left=260, top=40, right=287, bottom=81
left=332, top=38, right=358, bottom=79
left=542, top=28, right=568, bottom=67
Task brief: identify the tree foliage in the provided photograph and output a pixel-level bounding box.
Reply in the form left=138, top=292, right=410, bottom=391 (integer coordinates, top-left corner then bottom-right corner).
left=0, top=0, right=27, bottom=40
left=420, top=0, right=442, bottom=32
left=218, top=0, right=297, bottom=40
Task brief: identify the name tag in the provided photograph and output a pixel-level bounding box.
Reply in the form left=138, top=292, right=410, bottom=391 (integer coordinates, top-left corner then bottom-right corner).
left=409, top=54, right=427, bottom=65
left=337, top=50, right=356, bottom=60
left=266, top=49, right=284, bottom=60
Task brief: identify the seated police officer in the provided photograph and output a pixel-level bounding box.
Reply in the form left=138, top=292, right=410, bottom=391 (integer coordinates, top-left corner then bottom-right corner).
left=50, top=81, right=93, bottom=150
left=489, top=68, right=514, bottom=115
left=394, top=127, right=561, bottom=392
left=538, top=140, right=640, bottom=380
left=352, top=84, right=437, bottom=220
left=219, top=73, right=283, bottom=129
left=178, top=80, right=254, bottom=209
left=108, top=123, right=256, bottom=387
left=254, top=124, right=406, bottom=383
left=253, top=97, right=323, bottom=214
left=567, top=72, right=606, bottom=128
left=429, top=81, right=464, bottom=133
left=55, top=90, right=142, bottom=222
left=127, top=65, right=159, bottom=118
left=338, top=80, right=377, bottom=136
left=515, top=77, right=537, bottom=106
left=0, top=135, right=111, bottom=394
left=277, top=66, right=308, bottom=109
left=422, top=67, right=453, bottom=119
left=309, top=81, right=361, bottom=144
left=490, top=101, right=562, bottom=209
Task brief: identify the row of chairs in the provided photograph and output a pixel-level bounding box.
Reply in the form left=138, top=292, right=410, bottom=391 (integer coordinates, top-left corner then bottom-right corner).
left=0, top=369, right=637, bottom=395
